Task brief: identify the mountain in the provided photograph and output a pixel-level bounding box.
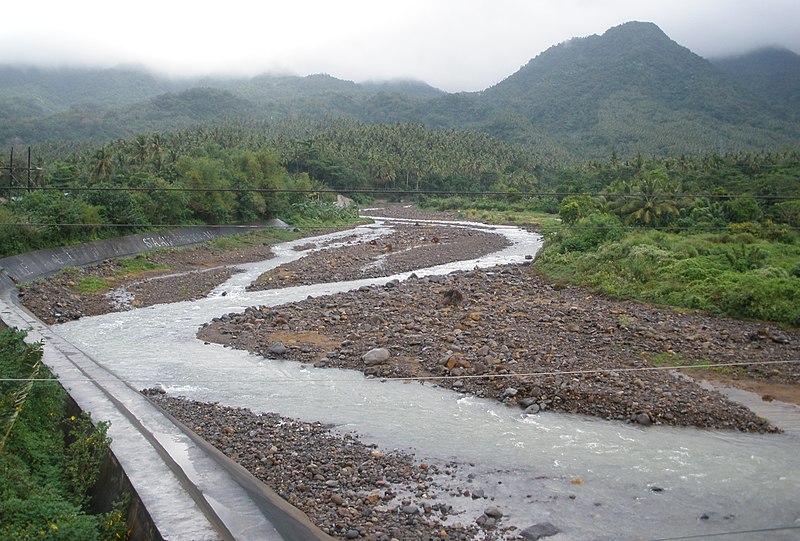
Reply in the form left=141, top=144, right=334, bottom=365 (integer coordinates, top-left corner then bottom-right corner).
left=0, top=65, right=188, bottom=116
left=0, top=71, right=442, bottom=143
left=472, top=21, right=799, bottom=156
left=711, top=47, right=800, bottom=120
left=1, top=21, right=799, bottom=158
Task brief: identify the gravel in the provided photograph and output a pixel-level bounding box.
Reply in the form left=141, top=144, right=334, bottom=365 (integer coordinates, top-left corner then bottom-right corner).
left=199, top=264, right=798, bottom=433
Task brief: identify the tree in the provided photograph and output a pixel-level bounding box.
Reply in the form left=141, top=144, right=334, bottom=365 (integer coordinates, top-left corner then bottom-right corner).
left=616, top=168, right=680, bottom=226
left=90, top=147, right=112, bottom=181
left=559, top=195, right=598, bottom=224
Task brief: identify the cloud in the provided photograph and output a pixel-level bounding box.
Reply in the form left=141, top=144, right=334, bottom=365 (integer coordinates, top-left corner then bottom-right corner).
left=2, top=0, right=798, bottom=92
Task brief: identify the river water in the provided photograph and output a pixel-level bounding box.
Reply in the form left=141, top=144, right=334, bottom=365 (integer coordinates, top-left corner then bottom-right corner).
left=55, top=218, right=800, bottom=541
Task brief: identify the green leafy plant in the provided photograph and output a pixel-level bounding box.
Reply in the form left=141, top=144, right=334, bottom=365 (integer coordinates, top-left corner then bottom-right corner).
left=0, top=327, right=129, bottom=540
left=64, top=413, right=111, bottom=505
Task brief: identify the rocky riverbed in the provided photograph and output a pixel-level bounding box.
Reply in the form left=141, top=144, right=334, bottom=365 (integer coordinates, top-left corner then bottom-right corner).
left=17, top=239, right=276, bottom=324
left=199, top=263, right=799, bottom=433
left=248, top=224, right=509, bottom=291
left=145, top=391, right=557, bottom=541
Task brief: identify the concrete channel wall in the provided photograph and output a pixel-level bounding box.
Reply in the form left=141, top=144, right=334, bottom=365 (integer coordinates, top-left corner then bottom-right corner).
left=0, top=226, right=335, bottom=541
left=0, top=224, right=272, bottom=283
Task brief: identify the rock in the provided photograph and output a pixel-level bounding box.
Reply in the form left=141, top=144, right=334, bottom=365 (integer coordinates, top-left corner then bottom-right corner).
left=484, top=506, right=503, bottom=518
left=345, top=530, right=360, bottom=539
left=362, top=348, right=391, bottom=365
left=519, top=397, right=537, bottom=408
left=524, top=404, right=540, bottom=415
left=634, top=412, right=652, bottom=426
left=442, top=288, right=464, bottom=306
left=401, top=504, right=419, bottom=514
left=268, top=343, right=288, bottom=355
left=520, top=522, right=559, bottom=540
left=503, top=387, right=518, bottom=398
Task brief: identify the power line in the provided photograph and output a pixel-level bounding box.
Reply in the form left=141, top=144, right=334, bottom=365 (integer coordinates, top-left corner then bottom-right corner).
left=3, top=359, right=798, bottom=385
left=645, top=525, right=800, bottom=541
left=1, top=185, right=798, bottom=200
left=1, top=222, right=798, bottom=232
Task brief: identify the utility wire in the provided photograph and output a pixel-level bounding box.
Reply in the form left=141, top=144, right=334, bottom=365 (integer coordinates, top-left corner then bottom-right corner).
left=1, top=222, right=799, bottom=232
left=645, top=525, right=800, bottom=541
left=1, top=185, right=798, bottom=200
left=2, top=359, right=798, bottom=385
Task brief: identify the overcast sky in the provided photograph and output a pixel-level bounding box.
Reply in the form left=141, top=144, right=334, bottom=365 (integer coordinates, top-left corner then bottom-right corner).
left=2, top=0, right=799, bottom=92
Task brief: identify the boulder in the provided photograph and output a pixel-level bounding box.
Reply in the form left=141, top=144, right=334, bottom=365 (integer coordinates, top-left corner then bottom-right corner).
left=362, top=347, right=390, bottom=365
left=520, top=522, right=559, bottom=540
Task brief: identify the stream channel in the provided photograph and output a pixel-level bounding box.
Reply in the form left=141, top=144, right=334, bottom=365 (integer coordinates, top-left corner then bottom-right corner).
left=54, top=218, right=800, bottom=541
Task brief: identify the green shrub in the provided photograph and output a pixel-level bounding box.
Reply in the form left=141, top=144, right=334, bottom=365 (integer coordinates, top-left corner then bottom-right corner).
left=0, top=328, right=128, bottom=540
left=558, top=213, right=626, bottom=253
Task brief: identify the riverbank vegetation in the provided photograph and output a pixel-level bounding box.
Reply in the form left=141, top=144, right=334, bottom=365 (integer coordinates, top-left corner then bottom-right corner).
left=0, top=327, right=129, bottom=539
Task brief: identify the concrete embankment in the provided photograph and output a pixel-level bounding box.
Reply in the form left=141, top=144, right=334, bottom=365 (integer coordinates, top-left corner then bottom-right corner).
left=0, top=225, right=333, bottom=541
left=0, top=223, right=288, bottom=283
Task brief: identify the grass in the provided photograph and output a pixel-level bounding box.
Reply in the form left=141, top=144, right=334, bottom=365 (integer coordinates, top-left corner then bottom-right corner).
left=456, top=208, right=559, bottom=228
left=75, top=275, right=109, bottom=293
left=205, top=228, right=300, bottom=252
left=117, top=254, right=168, bottom=274
left=646, top=352, right=748, bottom=378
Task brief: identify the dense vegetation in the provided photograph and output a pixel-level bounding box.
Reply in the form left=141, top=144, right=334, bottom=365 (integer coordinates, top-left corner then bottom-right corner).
left=532, top=151, right=800, bottom=326
left=416, top=148, right=800, bottom=326
left=0, top=327, right=129, bottom=539
left=0, top=121, right=547, bottom=258
left=0, top=124, right=376, bottom=258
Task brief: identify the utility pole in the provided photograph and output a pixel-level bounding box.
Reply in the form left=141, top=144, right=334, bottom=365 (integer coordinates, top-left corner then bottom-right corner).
left=1, top=147, right=41, bottom=199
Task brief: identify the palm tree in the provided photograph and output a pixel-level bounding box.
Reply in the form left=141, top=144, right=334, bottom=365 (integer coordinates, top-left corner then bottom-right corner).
left=90, top=147, right=112, bottom=181
left=617, top=168, right=680, bottom=226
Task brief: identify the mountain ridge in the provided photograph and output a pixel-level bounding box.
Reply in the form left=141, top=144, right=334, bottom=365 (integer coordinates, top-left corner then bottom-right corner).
left=1, top=21, right=798, bottom=158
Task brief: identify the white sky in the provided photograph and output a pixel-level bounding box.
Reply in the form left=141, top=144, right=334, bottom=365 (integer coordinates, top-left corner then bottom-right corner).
left=2, top=0, right=799, bottom=92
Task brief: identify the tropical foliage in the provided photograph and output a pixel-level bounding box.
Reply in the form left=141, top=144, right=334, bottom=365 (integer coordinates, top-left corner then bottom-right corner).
left=0, top=327, right=129, bottom=540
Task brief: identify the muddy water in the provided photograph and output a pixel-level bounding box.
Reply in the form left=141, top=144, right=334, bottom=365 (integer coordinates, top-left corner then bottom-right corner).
left=55, top=219, right=800, bottom=541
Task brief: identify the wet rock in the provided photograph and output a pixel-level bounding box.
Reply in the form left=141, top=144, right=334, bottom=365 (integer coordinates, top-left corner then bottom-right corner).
left=520, top=522, right=559, bottom=540
left=524, top=404, right=541, bottom=415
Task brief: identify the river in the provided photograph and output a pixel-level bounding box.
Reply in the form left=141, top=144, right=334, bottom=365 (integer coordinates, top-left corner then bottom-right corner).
left=54, top=218, right=800, bottom=541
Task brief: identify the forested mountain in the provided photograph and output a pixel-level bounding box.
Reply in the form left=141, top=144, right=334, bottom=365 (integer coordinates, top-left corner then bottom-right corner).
left=711, top=47, right=800, bottom=121
left=2, top=21, right=799, bottom=158
left=475, top=21, right=798, bottom=156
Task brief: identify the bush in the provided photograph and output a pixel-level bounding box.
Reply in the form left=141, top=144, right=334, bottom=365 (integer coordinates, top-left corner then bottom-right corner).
left=557, top=213, right=626, bottom=253
left=0, top=328, right=128, bottom=540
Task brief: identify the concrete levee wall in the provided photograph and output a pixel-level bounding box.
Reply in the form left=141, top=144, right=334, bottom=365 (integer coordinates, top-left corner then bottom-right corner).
left=0, top=225, right=250, bottom=283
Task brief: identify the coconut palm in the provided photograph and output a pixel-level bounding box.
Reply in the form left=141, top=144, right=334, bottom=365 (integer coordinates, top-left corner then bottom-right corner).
left=617, top=168, right=681, bottom=226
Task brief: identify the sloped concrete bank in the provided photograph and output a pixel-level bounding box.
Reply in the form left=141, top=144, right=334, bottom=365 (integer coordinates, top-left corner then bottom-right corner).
left=0, top=227, right=333, bottom=541
left=0, top=222, right=289, bottom=283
